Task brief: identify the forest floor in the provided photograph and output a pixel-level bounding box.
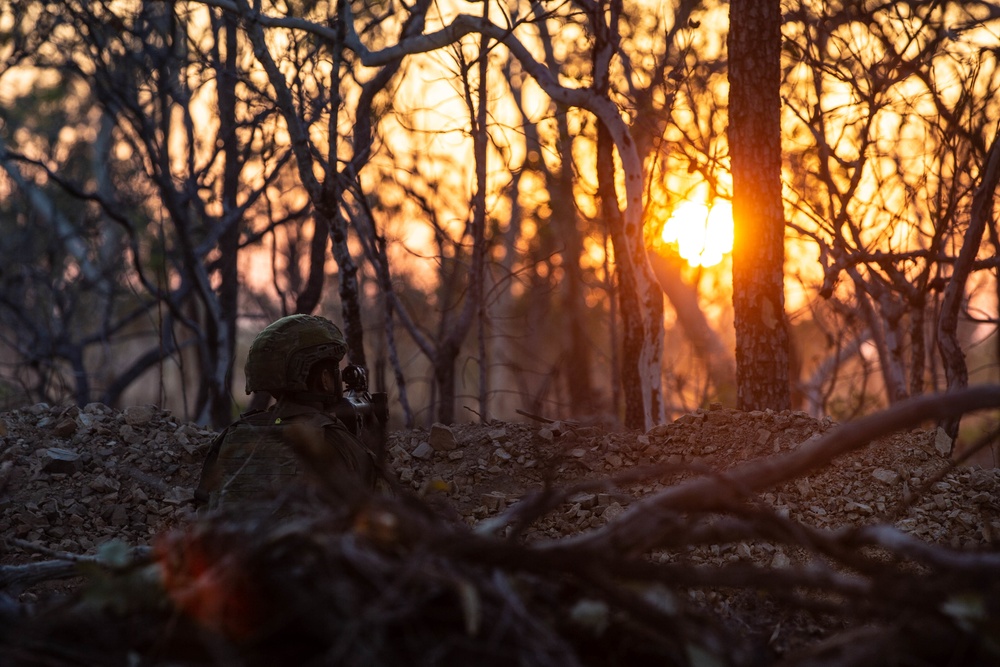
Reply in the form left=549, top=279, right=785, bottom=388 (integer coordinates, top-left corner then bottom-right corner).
left=1, top=401, right=999, bottom=663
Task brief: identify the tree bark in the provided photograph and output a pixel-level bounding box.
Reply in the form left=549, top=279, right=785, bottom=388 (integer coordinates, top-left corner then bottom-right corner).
left=211, top=8, right=242, bottom=426
left=937, top=133, right=1000, bottom=443
left=598, top=123, right=644, bottom=429
left=728, top=0, right=791, bottom=411
left=591, top=0, right=664, bottom=429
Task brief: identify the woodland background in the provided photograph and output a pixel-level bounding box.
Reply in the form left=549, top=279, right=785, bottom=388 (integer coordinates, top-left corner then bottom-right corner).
left=0, top=0, right=998, bottom=447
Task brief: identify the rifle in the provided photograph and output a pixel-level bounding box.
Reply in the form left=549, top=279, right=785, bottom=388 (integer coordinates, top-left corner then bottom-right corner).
left=333, top=364, right=389, bottom=458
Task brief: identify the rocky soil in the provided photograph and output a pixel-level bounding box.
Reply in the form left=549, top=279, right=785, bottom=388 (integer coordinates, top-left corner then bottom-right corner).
left=1, top=401, right=999, bottom=656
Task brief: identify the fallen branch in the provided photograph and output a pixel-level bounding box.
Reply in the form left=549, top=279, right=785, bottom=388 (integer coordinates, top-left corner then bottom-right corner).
left=0, top=540, right=151, bottom=593
left=550, top=386, right=1000, bottom=554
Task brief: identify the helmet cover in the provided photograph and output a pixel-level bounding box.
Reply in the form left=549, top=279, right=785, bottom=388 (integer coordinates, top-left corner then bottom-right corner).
left=244, top=314, right=347, bottom=395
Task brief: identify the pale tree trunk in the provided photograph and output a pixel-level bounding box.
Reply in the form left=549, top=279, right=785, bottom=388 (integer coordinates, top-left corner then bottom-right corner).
left=590, top=0, right=664, bottom=430
left=728, top=0, right=792, bottom=411
left=649, top=253, right=736, bottom=406
left=846, top=270, right=910, bottom=404
left=937, top=133, right=1000, bottom=443
left=598, top=123, right=644, bottom=428
left=802, top=331, right=869, bottom=417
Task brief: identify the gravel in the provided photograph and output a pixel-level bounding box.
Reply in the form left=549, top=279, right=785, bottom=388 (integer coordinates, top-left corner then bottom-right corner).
left=1, top=402, right=997, bottom=564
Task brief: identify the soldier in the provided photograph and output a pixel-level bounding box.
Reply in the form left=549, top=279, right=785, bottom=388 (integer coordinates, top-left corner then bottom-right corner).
left=195, top=314, right=387, bottom=511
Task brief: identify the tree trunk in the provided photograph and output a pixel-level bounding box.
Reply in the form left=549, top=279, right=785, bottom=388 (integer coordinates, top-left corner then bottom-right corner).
left=598, top=123, right=644, bottom=429
left=591, top=0, right=665, bottom=430
left=728, top=0, right=791, bottom=412
left=937, top=134, right=1000, bottom=443
left=211, top=9, right=241, bottom=427
left=434, top=343, right=459, bottom=424
left=554, top=119, right=596, bottom=414
left=330, top=205, right=367, bottom=368
left=474, top=6, right=490, bottom=422
left=649, top=252, right=736, bottom=406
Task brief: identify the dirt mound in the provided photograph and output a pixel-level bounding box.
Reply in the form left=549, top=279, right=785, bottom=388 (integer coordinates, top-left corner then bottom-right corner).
left=2, top=401, right=998, bottom=562
left=1, top=402, right=999, bottom=663
left=389, top=408, right=999, bottom=549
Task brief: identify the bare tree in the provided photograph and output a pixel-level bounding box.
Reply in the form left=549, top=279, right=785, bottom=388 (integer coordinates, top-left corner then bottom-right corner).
left=334, top=1, right=668, bottom=427
left=938, top=133, right=1000, bottom=441
left=783, top=1, right=1000, bottom=426
left=0, top=1, right=301, bottom=424
left=728, top=0, right=792, bottom=411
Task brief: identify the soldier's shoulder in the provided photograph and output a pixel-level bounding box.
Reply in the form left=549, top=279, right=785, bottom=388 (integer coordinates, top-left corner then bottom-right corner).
left=235, top=408, right=278, bottom=426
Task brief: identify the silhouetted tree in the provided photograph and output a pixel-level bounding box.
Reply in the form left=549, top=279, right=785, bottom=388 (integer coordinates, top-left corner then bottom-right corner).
left=728, top=0, right=792, bottom=411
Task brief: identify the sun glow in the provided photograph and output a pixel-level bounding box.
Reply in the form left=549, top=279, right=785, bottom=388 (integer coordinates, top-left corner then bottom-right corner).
left=660, top=199, right=734, bottom=267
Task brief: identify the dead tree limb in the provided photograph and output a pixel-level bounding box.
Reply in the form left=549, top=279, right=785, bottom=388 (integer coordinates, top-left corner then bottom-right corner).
left=548, top=385, right=1000, bottom=555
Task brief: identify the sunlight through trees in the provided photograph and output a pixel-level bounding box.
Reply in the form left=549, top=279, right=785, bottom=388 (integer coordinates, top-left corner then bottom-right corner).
left=0, top=0, right=997, bottom=440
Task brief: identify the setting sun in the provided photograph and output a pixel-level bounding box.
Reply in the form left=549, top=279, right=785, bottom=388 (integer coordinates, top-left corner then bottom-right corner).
left=660, top=200, right=734, bottom=267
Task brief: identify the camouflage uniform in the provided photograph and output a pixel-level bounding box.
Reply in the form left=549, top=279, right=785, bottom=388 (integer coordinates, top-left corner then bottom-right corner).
left=195, top=314, right=381, bottom=510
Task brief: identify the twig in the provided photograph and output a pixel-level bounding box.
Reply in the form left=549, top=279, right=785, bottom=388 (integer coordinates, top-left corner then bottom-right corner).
left=515, top=408, right=555, bottom=424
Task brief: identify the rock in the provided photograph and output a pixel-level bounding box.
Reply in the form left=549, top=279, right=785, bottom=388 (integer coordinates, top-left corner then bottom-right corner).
left=601, top=502, right=625, bottom=521
left=770, top=552, right=791, bottom=569
left=872, top=468, right=900, bottom=485
left=118, top=424, right=144, bottom=445
left=647, top=424, right=670, bottom=438
left=42, top=447, right=81, bottom=475
left=389, top=445, right=411, bottom=462
left=123, top=405, right=158, bottom=427
left=110, top=505, right=128, bottom=527
left=569, top=493, right=597, bottom=509
left=162, top=486, right=194, bottom=505
left=411, top=441, right=434, bottom=460
left=844, top=501, right=873, bottom=515
left=482, top=492, right=505, bottom=511
left=89, top=474, right=121, bottom=493
left=968, top=468, right=997, bottom=492
left=429, top=423, right=458, bottom=451
left=933, top=428, right=953, bottom=457
left=51, top=418, right=78, bottom=438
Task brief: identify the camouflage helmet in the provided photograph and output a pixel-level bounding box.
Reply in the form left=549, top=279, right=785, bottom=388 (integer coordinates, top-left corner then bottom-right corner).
left=244, top=314, right=347, bottom=395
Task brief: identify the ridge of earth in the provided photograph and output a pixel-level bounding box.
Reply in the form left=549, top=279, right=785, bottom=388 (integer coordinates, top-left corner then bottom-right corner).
left=1, top=401, right=997, bottom=654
